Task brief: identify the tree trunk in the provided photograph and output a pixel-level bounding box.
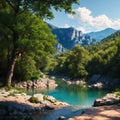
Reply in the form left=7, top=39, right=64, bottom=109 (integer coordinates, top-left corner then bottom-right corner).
left=6, top=49, right=18, bottom=86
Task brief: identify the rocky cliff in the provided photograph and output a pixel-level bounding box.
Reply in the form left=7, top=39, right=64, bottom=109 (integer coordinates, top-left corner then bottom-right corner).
left=48, top=24, right=96, bottom=50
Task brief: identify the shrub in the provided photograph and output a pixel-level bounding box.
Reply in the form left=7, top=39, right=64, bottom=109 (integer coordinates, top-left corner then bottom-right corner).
left=6, top=85, right=23, bottom=93
left=29, top=96, right=40, bottom=103
left=8, top=93, right=15, bottom=96
left=43, top=95, right=47, bottom=101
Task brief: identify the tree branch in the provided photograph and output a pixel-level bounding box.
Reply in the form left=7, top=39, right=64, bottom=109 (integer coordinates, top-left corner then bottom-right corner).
left=6, top=0, right=15, bottom=10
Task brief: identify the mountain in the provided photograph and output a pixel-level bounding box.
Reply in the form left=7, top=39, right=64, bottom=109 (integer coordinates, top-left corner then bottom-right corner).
left=55, top=43, right=66, bottom=53
left=88, top=28, right=116, bottom=41
left=48, top=24, right=96, bottom=49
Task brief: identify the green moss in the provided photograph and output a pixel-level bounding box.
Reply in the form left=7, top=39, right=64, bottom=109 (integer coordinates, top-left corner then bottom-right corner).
left=115, top=88, right=120, bottom=99
left=115, top=92, right=120, bottom=99
left=29, top=96, right=40, bottom=103
left=6, top=85, right=23, bottom=93
left=43, top=95, right=47, bottom=101
left=8, top=92, right=15, bottom=96
left=54, top=99, right=59, bottom=103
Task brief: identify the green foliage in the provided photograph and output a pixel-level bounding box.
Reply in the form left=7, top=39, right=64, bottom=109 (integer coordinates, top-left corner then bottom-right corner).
left=0, top=7, right=56, bottom=83
left=29, top=96, right=40, bottom=103
left=6, top=85, right=14, bottom=90
left=115, top=92, right=120, bottom=99
left=43, top=95, right=47, bottom=101
left=46, top=31, right=120, bottom=81
left=0, top=0, right=79, bottom=85
left=0, top=0, right=79, bottom=19
left=50, top=46, right=90, bottom=79
left=115, top=89, right=120, bottom=99
left=8, top=92, right=15, bottom=96
left=6, top=85, right=23, bottom=93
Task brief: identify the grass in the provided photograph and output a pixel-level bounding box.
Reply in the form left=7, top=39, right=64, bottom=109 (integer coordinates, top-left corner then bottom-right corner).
left=8, top=92, right=15, bottom=96
left=114, top=88, right=120, bottom=100
left=6, top=85, right=23, bottom=93
left=43, top=94, right=47, bottom=101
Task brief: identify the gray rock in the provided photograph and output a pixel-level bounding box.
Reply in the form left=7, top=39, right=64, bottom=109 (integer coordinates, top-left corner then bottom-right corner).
left=47, top=96, right=56, bottom=103
left=14, top=78, right=58, bottom=89
left=94, top=93, right=120, bottom=106
left=58, top=116, right=66, bottom=120
left=45, top=105, right=54, bottom=110
left=34, top=93, right=43, bottom=101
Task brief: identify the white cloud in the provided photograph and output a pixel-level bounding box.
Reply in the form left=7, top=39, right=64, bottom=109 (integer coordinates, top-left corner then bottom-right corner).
left=76, top=27, right=87, bottom=33
left=68, top=7, right=120, bottom=31
left=63, top=24, right=70, bottom=28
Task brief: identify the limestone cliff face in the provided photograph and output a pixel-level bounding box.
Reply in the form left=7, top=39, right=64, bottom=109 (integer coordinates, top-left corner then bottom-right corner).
left=48, top=24, right=96, bottom=49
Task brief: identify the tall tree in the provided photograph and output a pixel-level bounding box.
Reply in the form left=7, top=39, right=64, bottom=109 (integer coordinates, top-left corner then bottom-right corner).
left=65, top=45, right=90, bottom=79
left=0, top=0, right=79, bottom=85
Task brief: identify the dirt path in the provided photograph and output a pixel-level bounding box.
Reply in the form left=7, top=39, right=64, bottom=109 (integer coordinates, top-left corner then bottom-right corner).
left=69, top=104, right=120, bottom=120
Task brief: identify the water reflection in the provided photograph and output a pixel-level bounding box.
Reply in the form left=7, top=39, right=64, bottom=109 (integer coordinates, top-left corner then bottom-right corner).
left=27, top=84, right=108, bottom=120
left=30, top=86, right=108, bottom=107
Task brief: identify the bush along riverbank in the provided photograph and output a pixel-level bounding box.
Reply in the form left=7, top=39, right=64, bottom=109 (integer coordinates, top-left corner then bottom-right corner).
left=0, top=87, right=68, bottom=120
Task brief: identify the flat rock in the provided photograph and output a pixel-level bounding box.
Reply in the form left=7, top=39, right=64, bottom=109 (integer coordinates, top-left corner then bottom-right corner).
left=94, top=93, right=120, bottom=106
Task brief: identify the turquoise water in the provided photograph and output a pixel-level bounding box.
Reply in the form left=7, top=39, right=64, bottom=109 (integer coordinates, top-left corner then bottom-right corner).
left=33, top=86, right=108, bottom=120
left=40, top=86, right=107, bottom=107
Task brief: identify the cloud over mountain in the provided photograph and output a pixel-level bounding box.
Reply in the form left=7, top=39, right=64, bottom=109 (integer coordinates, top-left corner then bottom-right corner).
left=68, top=7, right=120, bottom=31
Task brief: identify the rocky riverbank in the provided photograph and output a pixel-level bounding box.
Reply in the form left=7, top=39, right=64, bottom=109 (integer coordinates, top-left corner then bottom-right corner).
left=69, top=93, right=120, bottom=120
left=94, top=93, right=120, bottom=106
left=49, top=74, right=120, bottom=90
left=69, top=104, right=120, bottom=120
left=13, top=78, right=58, bottom=90
left=0, top=88, right=68, bottom=120
left=87, top=74, right=120, bottom=89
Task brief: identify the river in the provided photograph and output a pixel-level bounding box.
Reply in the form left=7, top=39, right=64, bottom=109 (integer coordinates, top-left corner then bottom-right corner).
left=29, top=83, right=108, bottom=120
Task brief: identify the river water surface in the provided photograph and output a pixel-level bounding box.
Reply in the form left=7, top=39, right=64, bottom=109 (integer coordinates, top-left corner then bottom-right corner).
left=31, top=85, right=108, bottom=120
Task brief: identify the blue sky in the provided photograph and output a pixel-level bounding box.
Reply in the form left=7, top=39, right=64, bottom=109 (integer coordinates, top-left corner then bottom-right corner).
left=46, top=0, right=120, bottom=33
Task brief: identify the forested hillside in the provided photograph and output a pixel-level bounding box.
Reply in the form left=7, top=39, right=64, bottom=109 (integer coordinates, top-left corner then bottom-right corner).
left=45, top=31, right=120, bottom=79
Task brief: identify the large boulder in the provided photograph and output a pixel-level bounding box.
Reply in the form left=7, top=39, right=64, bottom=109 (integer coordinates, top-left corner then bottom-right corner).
left=94, top=93, right=120, bottom=106
left=34, top=94, right=43, bottom=101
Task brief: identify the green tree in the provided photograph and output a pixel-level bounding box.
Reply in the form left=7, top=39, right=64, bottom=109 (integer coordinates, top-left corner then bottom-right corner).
left=65, top=45, right=90, bottom=79
left=0, top=0, right=79, bottom=85
left=0, top=10, right=56, bottom=84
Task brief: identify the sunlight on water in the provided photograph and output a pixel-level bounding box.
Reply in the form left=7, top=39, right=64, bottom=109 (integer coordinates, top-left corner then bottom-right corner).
left=30, top=86, right=108, bottom=120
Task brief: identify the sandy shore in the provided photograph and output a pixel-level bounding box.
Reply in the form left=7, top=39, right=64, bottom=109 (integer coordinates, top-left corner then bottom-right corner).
left=69, top=104, right=120, bottom=120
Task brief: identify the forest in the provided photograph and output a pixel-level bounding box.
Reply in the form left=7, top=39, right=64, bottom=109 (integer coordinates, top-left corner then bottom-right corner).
left=0, top=0, right=120, bottom=86
left=44, top=31, right=120, bottom=80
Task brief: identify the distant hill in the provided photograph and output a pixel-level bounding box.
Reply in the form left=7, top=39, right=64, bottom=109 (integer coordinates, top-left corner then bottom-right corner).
left=48, top=24, right=96, bottom=49
left=88, top=28, right=116, bottom=41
